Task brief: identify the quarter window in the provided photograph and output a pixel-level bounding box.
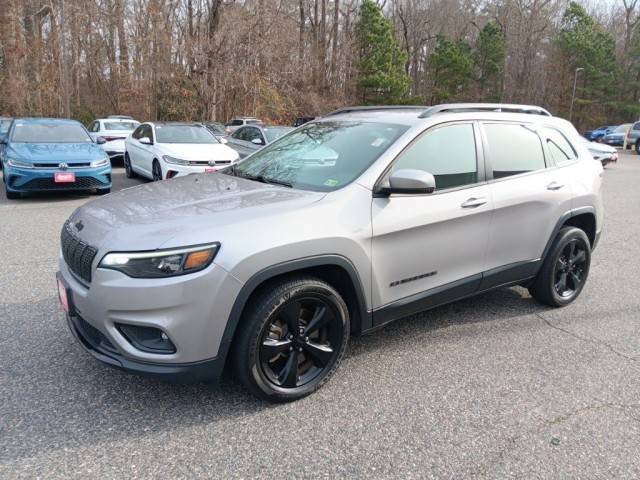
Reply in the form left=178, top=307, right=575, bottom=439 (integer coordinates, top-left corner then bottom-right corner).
left=483, top=123, right=546, bottom=179
left=542, top=127, right=577, bottom=165
left=391, top=123, right=478, bottom=190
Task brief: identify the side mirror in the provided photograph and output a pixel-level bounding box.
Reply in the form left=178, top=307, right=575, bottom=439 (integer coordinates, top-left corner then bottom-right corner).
left=376, top=169, right=436, bottom=196
left=139, top=137, right=153, bottom=145
left=96, top=136, right=107, bottom=145
left=251, top=137, right=265, bottom=145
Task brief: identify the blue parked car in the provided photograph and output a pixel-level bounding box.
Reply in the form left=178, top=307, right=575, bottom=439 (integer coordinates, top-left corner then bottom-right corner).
left=583, top=125, right=616, bottom=142
left=0, top=118, right=112, bottom=199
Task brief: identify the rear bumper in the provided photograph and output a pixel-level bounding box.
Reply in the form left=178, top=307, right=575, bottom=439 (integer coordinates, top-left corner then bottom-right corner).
left=4, top=165, right=112, bottom=192
left=66, top=313, right=224, bottom=382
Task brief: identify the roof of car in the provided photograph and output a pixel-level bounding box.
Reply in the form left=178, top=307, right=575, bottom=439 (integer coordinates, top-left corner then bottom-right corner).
left=149, top=122, right=205, bottom=127
left=12, top=117, right=82, bottom=125
left=96, top=118, right=139, bottom=122
left=319, top=103, right=559, bottom=128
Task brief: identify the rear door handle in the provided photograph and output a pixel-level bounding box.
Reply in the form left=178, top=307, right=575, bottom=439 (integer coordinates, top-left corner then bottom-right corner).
left=547, top=181, right=565, bottom=191
left=461, top=197, right=487, bottom=208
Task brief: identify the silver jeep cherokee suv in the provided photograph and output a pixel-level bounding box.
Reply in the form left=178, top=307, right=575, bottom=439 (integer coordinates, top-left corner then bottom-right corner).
left=57, top=103, right=603, bottom=402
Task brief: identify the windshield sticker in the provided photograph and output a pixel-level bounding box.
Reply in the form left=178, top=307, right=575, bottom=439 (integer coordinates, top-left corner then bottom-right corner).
left=324, top=179, right=339, bottom=187
left=371, top=138, right=385, bottom=147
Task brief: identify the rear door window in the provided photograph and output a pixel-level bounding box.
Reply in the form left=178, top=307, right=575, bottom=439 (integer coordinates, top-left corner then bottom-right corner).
left=483, top=123, right=546, bottom=179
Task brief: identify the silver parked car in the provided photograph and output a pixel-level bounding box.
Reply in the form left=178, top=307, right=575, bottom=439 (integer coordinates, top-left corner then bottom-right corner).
left=224, top=116, right=262, bottom=135
left=57, top=103, right=603, bottom=402
left=225, top=124, right=294, bottom=158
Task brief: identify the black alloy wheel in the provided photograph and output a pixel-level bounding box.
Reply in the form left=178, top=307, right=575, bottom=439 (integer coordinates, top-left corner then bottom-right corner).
left=152, top=160, right=162, bottom=181
left=259, top=295, right=343, bottom=389
left=553, top=239, right=587, bottom=299
left=529, top=227, right=591, bottom=307
left=233, top=276, right=349, bottom=402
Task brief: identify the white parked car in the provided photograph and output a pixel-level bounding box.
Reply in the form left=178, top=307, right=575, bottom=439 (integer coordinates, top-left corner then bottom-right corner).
left=581, top=137, right=618, bottom=166
left=88, top=117, right=140, bottom=161
left=124, top=122, right=240, bottom=181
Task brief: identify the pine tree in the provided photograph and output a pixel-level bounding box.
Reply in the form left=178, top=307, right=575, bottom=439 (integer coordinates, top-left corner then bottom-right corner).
left=474, top=21, right=506, bottom=102
left=428, top=36, right=473, bottom=103
left=355, top=0, right=410, bottom=104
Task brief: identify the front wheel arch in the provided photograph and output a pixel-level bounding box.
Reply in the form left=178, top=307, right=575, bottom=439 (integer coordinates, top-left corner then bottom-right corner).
left=218, top=257, right=370, bottom=373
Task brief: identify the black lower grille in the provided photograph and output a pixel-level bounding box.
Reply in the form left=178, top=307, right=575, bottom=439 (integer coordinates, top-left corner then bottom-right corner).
left=22, top=176, right=109, bottom=191
left=61, top=221, right=98, bottom=283
left=74, top=315, right=116, bottom=352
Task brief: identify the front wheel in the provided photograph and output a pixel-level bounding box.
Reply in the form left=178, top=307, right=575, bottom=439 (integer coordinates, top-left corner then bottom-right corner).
left=152, top=160, right=163, bottom=181
left=635, top=141, right=640, bottom=155
left=529, top=227, right=591, bottom=307
left=233, top=276, right=350, bottom=402
left=124, top=153, right=136, bottom=178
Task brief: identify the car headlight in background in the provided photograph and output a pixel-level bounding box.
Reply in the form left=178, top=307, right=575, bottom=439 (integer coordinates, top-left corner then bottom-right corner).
left=90, top=157, right=110, bottom=168
left=6, top=157, right=33, bottom=169
left=163, top=155, right=189, bottom=165
left=99, top=243, right=220, bottom=278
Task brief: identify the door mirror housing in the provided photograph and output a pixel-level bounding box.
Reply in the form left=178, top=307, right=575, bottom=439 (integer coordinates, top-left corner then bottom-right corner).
left=96, top=136, right=107, bottom=145
left=139, top=137, right=153, bottom=145
left=251, top=137, right=265, bottom=145
left=375, top=169, right=436, bottom=196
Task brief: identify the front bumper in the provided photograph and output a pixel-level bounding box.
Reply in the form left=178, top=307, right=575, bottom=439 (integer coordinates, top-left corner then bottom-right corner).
left=5, top=164, right=112, bottom=192
left=57, top=251, right=243, bottom=380
left=65, top=312, right=224, bottom=382
left=164, top=162, right=235, bottom=178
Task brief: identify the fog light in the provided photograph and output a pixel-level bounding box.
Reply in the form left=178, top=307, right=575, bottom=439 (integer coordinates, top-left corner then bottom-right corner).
left=116, top=324, right=176, bottom=354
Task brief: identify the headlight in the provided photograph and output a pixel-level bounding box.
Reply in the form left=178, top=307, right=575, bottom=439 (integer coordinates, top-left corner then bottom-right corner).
left=163, top=155, right=189, bottom=165
left=90, top=157, right=110, bottom=168
left=99, top=243, right=220, bottom=278
left=6, top=157, right=33, bottom=169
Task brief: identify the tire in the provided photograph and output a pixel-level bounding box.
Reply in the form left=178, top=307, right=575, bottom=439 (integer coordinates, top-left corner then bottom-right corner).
left=233, top=276, right=350, bottom=402
left=96, top=187, right=111, bottom=195
left=124, top=153, right=135, bottom=178
left=635, top=141, right=640, bottom=155
left=528, top=227, right=591, bottom=307
left=152, top=160, right=163, bottom=181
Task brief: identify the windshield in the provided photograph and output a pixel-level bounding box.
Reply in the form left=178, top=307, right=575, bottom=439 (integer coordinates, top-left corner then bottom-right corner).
left=226, top=121, right=408, bottom=192
left=11, top=122, right=91, bottom=143
left=206, top=123, right=225, bottom=134
left=155, top=125, right=218, bottom=144
left=614, top=125, right=630, bottom=133
left=104, top=121, right=138, bottom=131
left=264, top=127, right=293, bottom=143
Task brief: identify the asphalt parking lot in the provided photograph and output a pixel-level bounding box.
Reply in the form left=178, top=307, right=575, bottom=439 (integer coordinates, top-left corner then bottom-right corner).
left=1, top=154, right=639, bottom=479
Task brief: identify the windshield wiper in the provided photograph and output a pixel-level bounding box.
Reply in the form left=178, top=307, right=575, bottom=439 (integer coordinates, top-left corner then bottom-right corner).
left=228, top=167, right=292, bottom=188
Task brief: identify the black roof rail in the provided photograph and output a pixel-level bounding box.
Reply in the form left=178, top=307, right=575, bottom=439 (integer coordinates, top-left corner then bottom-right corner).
left=419, top=103, right=552, bottom=118
left=325, top=105, right=426, bottom=116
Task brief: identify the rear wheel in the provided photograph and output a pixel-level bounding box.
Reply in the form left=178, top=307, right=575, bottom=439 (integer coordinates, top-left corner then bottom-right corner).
left=635, top=141, right=640, bottom=155
left=233, top=276, right=350, bottom=402
left=152, top=160, right=163, bottom=181
left=529, top=227, right=591, bottom=307
left=124, top=153, right=135, bottom=178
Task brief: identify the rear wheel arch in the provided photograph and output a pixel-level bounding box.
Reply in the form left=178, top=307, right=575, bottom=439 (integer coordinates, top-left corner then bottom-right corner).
left=542, top=208, right=597, bottom=261
left=219, top=256, right=370, bottom=371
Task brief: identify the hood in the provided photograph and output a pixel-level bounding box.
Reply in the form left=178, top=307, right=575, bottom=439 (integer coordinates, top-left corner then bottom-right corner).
left=69, top=173, right=325, bottom=251
left=160, top=143, right=239, bottom=161
left=8, top=142, right=105, bottom=163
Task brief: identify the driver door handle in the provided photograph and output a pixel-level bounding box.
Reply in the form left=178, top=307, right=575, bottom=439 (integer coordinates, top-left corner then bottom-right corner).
left=461, top=197, right=487, bottom=208
left=547, top=181, right=565, bottom=191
